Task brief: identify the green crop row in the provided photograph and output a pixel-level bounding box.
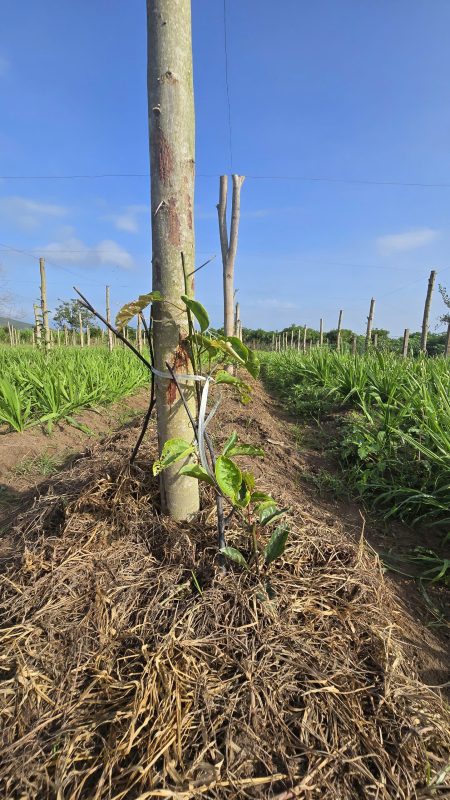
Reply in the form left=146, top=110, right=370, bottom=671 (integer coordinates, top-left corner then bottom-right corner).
left=0, top=346, right=149, bottom=433
left=259, top=349, right=450, bottom=535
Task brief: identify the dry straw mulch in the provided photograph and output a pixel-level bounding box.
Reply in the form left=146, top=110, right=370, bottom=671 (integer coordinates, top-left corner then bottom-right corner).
left=1, top=427, right=450, bottom=800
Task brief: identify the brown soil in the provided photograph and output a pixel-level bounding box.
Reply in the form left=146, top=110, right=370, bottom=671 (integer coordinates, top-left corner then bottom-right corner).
left=0, top=388, right=150, bottom=531
left=1, top=379, right=449, bottom=799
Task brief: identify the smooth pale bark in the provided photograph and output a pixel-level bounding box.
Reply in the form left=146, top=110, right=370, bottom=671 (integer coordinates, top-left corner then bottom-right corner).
left=373, top=332, right=378, bottom=349
left=39, top=258, right=50, bottom=352
left=351, top=334, right=357, bottom=356
left=402, top=328, right=410, bottom=358
left=147, top=0, right=199, bottom=520
left=302, top=325, right=307, bottom=352
left=336, top=310, right=343, bottom=352
left=86, top=325, right=91, bottom=347
left=365, top=298, right=375, bottom=352
left=420, top=270, right=436, bottom=352
left=64, top=325, right=68, bottom=346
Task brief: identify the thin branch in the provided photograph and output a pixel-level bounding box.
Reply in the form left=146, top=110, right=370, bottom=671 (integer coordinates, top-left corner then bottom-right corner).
left=73, top=286, right=152, bottom=370
left=186, top=255, right=217, bottom=278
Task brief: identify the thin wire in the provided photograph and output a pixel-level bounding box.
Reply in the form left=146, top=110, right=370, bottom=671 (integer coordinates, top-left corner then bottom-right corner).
left=2, top=171, right=450, bottom=187
left=223, top=0, right=233, bottom=173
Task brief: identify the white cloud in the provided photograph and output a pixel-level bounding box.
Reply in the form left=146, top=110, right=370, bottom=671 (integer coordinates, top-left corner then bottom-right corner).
left=0, top=55, right=10, bottom=77
left=251, top=298, right=298, bottom=310
left=377, top=228, right=439, bottom=255
left=42, top=237, right=133, bottom=270
left=105, top=204, right=148, bottom=233
left=0, top=195, right=67, bottom=230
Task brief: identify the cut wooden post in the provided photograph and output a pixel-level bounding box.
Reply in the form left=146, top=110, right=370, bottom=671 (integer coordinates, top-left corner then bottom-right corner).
left=234, top=301, right=240, bottom=337
left=106, top=285, right=113, bottom=352
left=351, top=334, right=357, bottom=355
left=33, top=304, right=42, bottom=347
left=336, top=310, right=343, bottom=352
left=402, top=328, right=410, bottom=358
left=79, top=310, right=84, bottom=348
left=302, top=325, right=307, bottom=352
left=57, top=329, right=61, bottom=346
left=445, top=321, right=450, bottom=357
left=297, top=329, right=301, bottom=350
left=64, top=325, right=68, bottom=346
left=148, top=0, right=200, bottom=520
left=290, top=329, right=294, bottom=349
left=71, top=329, right=76, bottom=346
left=39, top=257, right=50, bottom=351
left=86, top=325, right=91, bottom=347
left=218, top=174, right=245, bottom=342
left=365, top=298, right=375, bottom=352
left=319, top=318, right=323, bottom=347
left=137, top=314, right=142, bottom=353
left=420, top=270, right=436, bottom=352
left=373, top=332, right=378, bottom=349
left=7, top=322, right=13, bottom=346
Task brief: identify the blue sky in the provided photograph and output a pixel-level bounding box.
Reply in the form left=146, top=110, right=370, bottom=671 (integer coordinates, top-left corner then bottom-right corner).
left=1, top=0, right=450, bottom=334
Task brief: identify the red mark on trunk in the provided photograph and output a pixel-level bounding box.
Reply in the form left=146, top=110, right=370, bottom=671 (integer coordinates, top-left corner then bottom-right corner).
left=167, top=344, right=190, bottom=407
left=167, top=197, right=181, bottom=247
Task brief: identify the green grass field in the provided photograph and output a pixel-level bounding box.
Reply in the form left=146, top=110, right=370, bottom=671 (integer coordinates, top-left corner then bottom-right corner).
left=0, top=346, right=149, bottom=433
left=260, top=349, right=450, bottom=535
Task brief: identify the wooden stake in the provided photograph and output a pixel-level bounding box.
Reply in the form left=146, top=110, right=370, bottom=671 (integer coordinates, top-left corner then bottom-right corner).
left=33, top=304, right=42, bottom=346
left=218, top=175, right=245, bottom=339
left=79, top=310, right=84, bottom=348
left=373, top=332, right=378, bottom=349
left=319, top=318, right=323, bottom=347
left=351, top=334, right=357, bottom=356
left=39, top=257, right=50, bottom=351
left=64, top=325, right=68, bottom=346
left=420, top=270, right=436, bottom=352
left=302, top=325, right=307, bottom=352
left=86, top=325, right=91, bottom=347
left=336, top=310, right=343, bottom=352
left=445, top=321, right=450, bottom=357
left=365, top=298, right=375, bottom=352
left=106, top=285, right=113, bottom=351
left=402, top=328, right=410, bottom=358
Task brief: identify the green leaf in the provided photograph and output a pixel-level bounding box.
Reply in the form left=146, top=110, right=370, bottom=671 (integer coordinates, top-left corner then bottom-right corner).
left=226, top=336, right=249, bottom=362
left=153, top=437, right=194, bottom=476
left=264, top=525, right=290, bottom=565
left=181, top=295, right=209, bottom=332
left=251, top=492, right=274, bottom=504
left=260, top=507, right=289, bottom=526
left=222, top=431, right=238, bottom=456
left=245, top=349, right=260, bottom=379
left=242, top=471, right=256, bottom=491
left=220, top=546, right=248, bottom=568
left=227, top=444, right=265, bottom=457
left=236, top=479, right=251, bottom=508
left=178, top=463, right=215, bottom=485
left=115, top=292, right=162, bottom=329
left=215, top=456, right=242, bottom=502
left=214, top=371, right=252, bottom=403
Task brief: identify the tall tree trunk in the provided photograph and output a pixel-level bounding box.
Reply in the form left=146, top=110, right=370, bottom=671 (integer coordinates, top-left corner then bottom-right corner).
left=402, top=328, right=410, bottom=358
left=39, top=257, right=50, bottom=352
left=147, top=0, right=199, bottom=520
left=365, top=298, right=375, bottom=352
left=420, top=270, right=436, bottom=352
